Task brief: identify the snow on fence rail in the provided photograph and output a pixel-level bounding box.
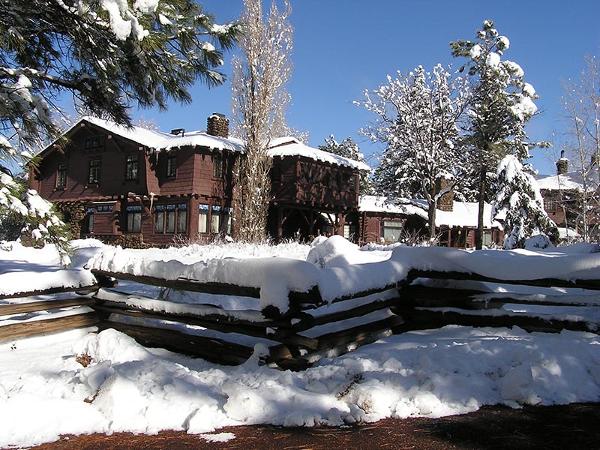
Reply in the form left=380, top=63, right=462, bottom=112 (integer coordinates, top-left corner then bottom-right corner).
left=3, top=239, right=600, bottom=367
left=0, top=286, right=102, bottom=342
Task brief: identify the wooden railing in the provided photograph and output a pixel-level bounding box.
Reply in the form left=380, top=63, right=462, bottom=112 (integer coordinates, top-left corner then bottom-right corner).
left=0, top=285, right=101, bottom=342
left=2, top=267, right=599, bottom=370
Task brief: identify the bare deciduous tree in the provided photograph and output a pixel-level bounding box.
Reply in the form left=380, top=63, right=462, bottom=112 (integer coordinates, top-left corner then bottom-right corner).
left=562, top=55, right=600, bottom=241
left=231, top=0, right=293, bottom=242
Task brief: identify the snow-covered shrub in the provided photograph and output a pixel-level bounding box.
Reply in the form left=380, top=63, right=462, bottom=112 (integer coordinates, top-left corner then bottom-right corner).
left=523, top=234, right=553, bottom=250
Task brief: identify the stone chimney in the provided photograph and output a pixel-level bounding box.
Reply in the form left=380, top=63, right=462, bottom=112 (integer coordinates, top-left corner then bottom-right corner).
left=207, top=113, right=229, bottom=138
left=556, top=150, right=569, bottom=175
left=436, top=177, right=454, bottom=212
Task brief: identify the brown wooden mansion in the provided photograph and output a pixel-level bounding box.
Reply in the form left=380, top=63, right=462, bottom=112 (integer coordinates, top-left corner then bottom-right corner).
left=30, top=114, right=368, bottom=246
left=31, top=114, right=511, bottom=248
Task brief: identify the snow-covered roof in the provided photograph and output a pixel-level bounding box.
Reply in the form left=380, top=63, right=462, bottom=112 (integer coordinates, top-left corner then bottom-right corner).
left=557, top=227, right=580, bottom=239
left=358, top=196, right=428, bottom=219
left=436, top=201, right=503, bottom=229
left=359, top=196, right=503, bottom=229
left=267, top=137, right=371, bottom=171
left=44, top=118, right=368, bottom=170
left=81, top=116, right=244, bottom=152
left=535, top=172, right=586, bottom=192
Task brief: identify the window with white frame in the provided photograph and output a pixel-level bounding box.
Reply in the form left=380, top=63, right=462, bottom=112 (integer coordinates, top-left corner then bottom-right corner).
left=198, top=204, right=209, bottom=233
left=155, top=204, right=187, bottom=234
left=382, top=220, right=403, bottom=243
left=126, top=205, right=142, bottom=233
left=211, top=205, right=221, bottom=233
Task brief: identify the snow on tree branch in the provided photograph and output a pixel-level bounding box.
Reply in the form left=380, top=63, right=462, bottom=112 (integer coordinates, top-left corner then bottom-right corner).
left=358, top=64, right=471, bottom=238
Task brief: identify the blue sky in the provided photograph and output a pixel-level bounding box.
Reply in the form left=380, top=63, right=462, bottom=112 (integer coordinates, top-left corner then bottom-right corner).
left=127, top=0, right=600, bottom=175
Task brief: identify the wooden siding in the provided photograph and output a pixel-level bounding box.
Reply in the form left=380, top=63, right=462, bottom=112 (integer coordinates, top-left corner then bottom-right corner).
left=359, top=211, right=503, bottom=248
left=32, top=122, right=149, bottom=202
left=271, top=156, right=359, bottom=211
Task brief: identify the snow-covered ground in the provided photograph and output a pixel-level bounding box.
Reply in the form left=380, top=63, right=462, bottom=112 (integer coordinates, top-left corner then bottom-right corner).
left=1, top=238, right=600, bottom=448
left=0, top=325, right=599, bottom=448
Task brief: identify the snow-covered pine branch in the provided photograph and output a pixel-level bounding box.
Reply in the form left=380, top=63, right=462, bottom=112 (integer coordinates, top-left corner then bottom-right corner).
left=358, top=64, right=471, bottom=239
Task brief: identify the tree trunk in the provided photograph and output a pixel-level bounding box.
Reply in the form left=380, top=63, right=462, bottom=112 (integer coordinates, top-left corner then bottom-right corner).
left=476, top=167, right=486, bottom=250
left=428, top=202, right=437, bottom=242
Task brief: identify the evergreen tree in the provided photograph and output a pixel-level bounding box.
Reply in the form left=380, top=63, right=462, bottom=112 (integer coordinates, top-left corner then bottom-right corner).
left=359, top=64, right=470, bottom=239
left=0, top=0, right=238, bottom=256
left=494, top=155, right=558, bottom=249
left=451, top=19, right=542, bottom=249
left=318, top=135, right=374, bottom=195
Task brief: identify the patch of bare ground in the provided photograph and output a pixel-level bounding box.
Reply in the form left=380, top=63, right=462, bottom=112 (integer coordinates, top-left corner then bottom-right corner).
left=31, top=403, right=600, bottom=450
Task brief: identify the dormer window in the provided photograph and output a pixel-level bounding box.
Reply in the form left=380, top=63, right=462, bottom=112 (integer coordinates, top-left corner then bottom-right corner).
left=125, top=154, right=139, bottom=181
left=88, top=159, right=101, bottom=184
left=55, top=163, right=67, bottom=189
left=166, top=154, right=177, bottom=178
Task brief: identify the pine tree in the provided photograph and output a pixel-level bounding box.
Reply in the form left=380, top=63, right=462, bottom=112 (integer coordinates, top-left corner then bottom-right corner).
left=451, top=19, right=542, bottom=249
left=318, top=135, right=374, bottom=195
left=494, top=155, right=558, bottom=249
left=0, top=0, right=238, bottom=256
left=359, top=64, right=470, bottom=239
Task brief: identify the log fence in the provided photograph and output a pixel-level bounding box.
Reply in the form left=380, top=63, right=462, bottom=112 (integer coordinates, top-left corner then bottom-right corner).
left=1, top=267, right=599, bottom=368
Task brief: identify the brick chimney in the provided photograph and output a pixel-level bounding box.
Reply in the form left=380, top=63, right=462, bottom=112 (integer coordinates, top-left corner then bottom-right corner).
left=436, top=177, right=454, bottom=212
left=556, top=150, right=569, bottom=175
left=207, top=113, right=229, bottom=138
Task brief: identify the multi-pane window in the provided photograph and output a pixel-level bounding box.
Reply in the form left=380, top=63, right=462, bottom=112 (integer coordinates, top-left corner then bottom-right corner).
left=213, top=154, right=223, bottom=178
left=84, top=137, right=101, bottom=150
left=545, top=199, right=560, bottom=212
left=56, top=163, right=67, bottom=189
left=382, top=220, right=403, bottom=243
left=198, top=204, right=209, bottom=233
left=88, top=159, right=101, bottom=184
left=126, top=205, right=142, bottom=233
left=125, top=155, right=139, bottom=181
left=166, top=154, right=177, bottom=178
left=155, top=204, right=187, bottom=234
left=177, top=206, right=187, bottom=233
left=166, top=207, right=176, bottom=233
left=483, top=230, right=493, bottom=247
left=154, top=209, right=165, bottom=233
left=210, top=205, right=221, bottom=233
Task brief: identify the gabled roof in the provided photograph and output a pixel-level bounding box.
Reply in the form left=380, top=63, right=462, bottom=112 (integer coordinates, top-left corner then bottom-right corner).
left=359, top=195, right=503, bottom=229
left=267, top=137, right=371, bottom=171
left=37, top=118, right=369, bottom=171
left=535, top=172, right=587, bottom=192
left=80, top=116, right=244, bottom=152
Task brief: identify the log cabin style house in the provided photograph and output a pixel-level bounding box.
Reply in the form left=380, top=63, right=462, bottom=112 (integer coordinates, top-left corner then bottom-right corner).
left=30, top=115, right=368, bottom=246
